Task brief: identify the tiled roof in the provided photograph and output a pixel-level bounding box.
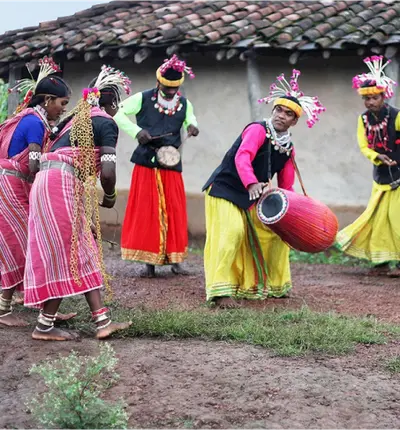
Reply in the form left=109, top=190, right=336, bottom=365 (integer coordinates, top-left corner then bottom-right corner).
left=0, top=0, right=400, bottom=66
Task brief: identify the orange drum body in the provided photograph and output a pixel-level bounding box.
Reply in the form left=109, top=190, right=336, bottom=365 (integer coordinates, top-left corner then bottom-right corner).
left=256, top=188, right=338, bottom=253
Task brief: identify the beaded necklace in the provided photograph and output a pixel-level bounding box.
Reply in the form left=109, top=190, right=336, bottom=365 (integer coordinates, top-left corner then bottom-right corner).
left=33, top=105, right=52, bottom=132
left=362, top=106, right=390, bottom=152
left=266, top=118, right=293, bottom=156
left=151, top=90, right=183, bottom=116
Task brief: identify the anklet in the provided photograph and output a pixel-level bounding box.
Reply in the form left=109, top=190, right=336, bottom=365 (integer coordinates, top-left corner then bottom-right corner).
left=91, top=307, right=109, bottom=318
left=37, top=313, right=56, bottom=330
left=0, top=311, right=12, bottom=318
left=96, top=320, right=111, bottom=330
left=35, top=325, right=54, bottom=333
left=0, top=297, right=12, bottom=313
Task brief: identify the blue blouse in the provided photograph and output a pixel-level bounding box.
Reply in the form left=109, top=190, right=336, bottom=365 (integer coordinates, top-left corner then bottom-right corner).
left=8, top=114, right=45, bottom=158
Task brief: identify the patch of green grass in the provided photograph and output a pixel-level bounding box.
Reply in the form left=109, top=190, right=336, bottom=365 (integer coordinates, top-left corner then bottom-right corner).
left=188, top=246, right=373, bottom=267
left=290, top=248, right=373, bottom=267
left=61, top=298, right=400, bottom=357
left=188, top=247, right=203, bottom=256
left=385, top=356, right=400, bottom=373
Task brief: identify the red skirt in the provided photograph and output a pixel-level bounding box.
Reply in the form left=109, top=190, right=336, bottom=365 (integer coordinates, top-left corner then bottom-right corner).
left=121, top=165, right=188, bottom=265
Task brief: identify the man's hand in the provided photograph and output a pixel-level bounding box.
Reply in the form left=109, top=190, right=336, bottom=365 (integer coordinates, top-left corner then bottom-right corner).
left=99, top=194, right=116, bottom=209
left=137, top=129, right=152, bottom=145
left=377, top=154, right=397, bottom=166
left=248, top=182, right=266, bottom=201
left=187, top=124, right=199, bottom=137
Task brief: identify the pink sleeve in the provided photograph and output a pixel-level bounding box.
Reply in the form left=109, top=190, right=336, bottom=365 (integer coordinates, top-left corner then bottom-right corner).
left=234, top=123, right=266, bottom=189
left=277, top=147, right=296, bottom=192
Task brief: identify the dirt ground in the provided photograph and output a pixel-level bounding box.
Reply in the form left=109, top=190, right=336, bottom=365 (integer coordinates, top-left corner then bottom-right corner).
left=2, top=247, right=400, bottom=429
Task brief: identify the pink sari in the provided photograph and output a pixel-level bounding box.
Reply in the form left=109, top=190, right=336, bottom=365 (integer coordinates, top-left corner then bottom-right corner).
left=0, top=109, right=48, bottom=290
left=24, top=107, right=115, bottom=307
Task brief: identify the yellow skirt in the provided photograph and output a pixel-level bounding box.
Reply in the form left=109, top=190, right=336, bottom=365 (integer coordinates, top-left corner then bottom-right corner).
left=204, top=192, right=291, bottom=300
left=336, top=183, right=400, bottom=264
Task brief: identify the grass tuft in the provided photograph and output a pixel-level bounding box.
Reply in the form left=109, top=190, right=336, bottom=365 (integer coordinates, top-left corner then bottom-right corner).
left=385, top=356, right=400, bottom=373
left=189, top=246, right=373, bottom=267
left=61, top=298, right=400, bottom=357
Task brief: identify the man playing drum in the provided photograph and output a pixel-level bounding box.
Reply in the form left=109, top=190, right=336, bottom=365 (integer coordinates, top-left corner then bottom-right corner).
left=203, top=69, right=325, bottom=308
left=114, top=55, right=199, bottom=278
left=336, top=56, right=400, bottom=276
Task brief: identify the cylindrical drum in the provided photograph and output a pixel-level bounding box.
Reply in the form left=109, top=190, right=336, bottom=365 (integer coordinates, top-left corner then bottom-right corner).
left=256, top=188, right=338, bottom=253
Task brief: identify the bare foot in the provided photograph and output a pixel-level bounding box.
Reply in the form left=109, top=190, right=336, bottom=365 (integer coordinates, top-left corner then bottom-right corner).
left=96, top=321, right=132, bottom=340
left=368, top=263, right=390, bottom=276
left=140, top=264, right=155, bottom=278
left=11, top=296, right=24, bottom=306
left=32, top=327, right=77, bottom=341
left=171, top=263, right=190, bottom=276
left=0, top=313, right=29, bottom=327
left=55, top=312, right=77, bottom=322
left=213, top=297, right=241, bottom=309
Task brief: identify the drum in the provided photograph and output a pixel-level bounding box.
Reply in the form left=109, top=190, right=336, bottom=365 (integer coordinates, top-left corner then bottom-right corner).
left=256, top=187, right=338, bottom=253
left=156, top=146, right=181, bottom=168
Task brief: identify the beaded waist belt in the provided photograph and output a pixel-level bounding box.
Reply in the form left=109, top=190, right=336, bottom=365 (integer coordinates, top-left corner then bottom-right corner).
left=0, top=168, right=32, bottom=183
left=39, top=160, right=81, bottom=179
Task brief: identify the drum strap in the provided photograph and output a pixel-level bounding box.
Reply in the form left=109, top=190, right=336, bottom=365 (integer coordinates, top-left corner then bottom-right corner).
left=267, top=141, right=272, bottom=182
left=290, top=154, right=308, bottom=196
left=266, top=140, right=307, bottom=196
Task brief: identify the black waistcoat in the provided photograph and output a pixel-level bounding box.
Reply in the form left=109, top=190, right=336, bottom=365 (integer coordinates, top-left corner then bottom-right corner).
left=363, top=105, right=400, bottom=185
left=202, top=121, right=292, bottom=210
left=130, top=89, right=187, bottom=172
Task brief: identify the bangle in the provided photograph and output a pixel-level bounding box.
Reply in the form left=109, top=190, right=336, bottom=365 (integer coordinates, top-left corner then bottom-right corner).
left=104, top=190, right=117, bottom=199
left=29, top=151, right=41, bottom=160
left=101, top=154, right=117, bottom=163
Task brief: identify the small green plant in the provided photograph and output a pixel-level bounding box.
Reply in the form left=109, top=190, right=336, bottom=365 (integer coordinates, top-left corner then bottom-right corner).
left=0, top=79, right=8, bottom=123
left=385, top=356, right=400, bottom=373
left=290, top=248, right=373, bottom=267
left=27, top=343, right=128, bottom=429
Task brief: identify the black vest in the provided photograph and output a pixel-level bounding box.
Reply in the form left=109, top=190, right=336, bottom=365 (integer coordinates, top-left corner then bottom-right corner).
left=363, top=105, right=400, bottom=185
left=202, top=121, right=292, bottom=210
left=130, top=89, right=187, bottom=172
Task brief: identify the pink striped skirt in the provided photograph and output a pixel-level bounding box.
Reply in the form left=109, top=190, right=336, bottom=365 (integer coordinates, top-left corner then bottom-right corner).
left=0, top=173, right=30, bottom=290
left=23, top=156, right=103, bottom=307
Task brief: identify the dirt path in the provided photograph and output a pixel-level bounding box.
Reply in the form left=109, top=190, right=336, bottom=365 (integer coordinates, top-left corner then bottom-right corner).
left=2, top=250, right=400, bottom=428
left=1, top=334, right=400, bottom=429
left=106, top=250, right=400, bottom=323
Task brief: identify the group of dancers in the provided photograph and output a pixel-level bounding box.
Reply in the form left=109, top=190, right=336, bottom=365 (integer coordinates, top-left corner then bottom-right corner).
left=0, top=53, right=399, bottom=340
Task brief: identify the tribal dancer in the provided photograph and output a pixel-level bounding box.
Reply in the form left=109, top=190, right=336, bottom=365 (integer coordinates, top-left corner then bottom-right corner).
left=203, top=69, right=325, bottom=307
left=115, top=55, right=199, bottom=278
left=23, top=65, right=132, bottom=340
left=0, top=58, right=71, bottom=326
left=336, top=56, right=400, bottom=276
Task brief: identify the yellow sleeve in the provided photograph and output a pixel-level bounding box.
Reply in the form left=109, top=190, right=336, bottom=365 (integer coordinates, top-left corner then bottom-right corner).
left=113, top=92, right=143, bottom=140
left=357, top=115, right=381, bottom=166
left=183, top=99, right=198, bottom=130
left=395, top=112, right=400, bottom=131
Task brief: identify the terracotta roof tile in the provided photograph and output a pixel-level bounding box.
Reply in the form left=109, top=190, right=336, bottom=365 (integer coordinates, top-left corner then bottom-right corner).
left=0, top=0, right=399, bottom=65
left=218, top=25, right=238, bottom=36
left=268, top=12, right=284, bottom=23
left=221, top=15, right=237, bottom=24
left=247, top=12, right=263, bottom=20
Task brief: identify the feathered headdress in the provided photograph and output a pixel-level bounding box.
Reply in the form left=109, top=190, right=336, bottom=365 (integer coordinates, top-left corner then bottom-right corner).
left=8, top=56, right=61, bottom=114
left=156, top=54, right=195, bottom=87
left=258, top=69, right=325, bottom=129
left=82, top=64, right=131, bottom=106
left=352, top=56, right=396, bottom=99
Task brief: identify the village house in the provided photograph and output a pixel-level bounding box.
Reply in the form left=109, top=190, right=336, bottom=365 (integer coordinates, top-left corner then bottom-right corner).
left=0, top=0, right=399, bottom=236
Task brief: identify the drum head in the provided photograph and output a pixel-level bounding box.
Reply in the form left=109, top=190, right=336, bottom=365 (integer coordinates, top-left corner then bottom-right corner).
left=156, top=146, right=180, bottom=168
left=257, top=189, right=289, bottom=225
